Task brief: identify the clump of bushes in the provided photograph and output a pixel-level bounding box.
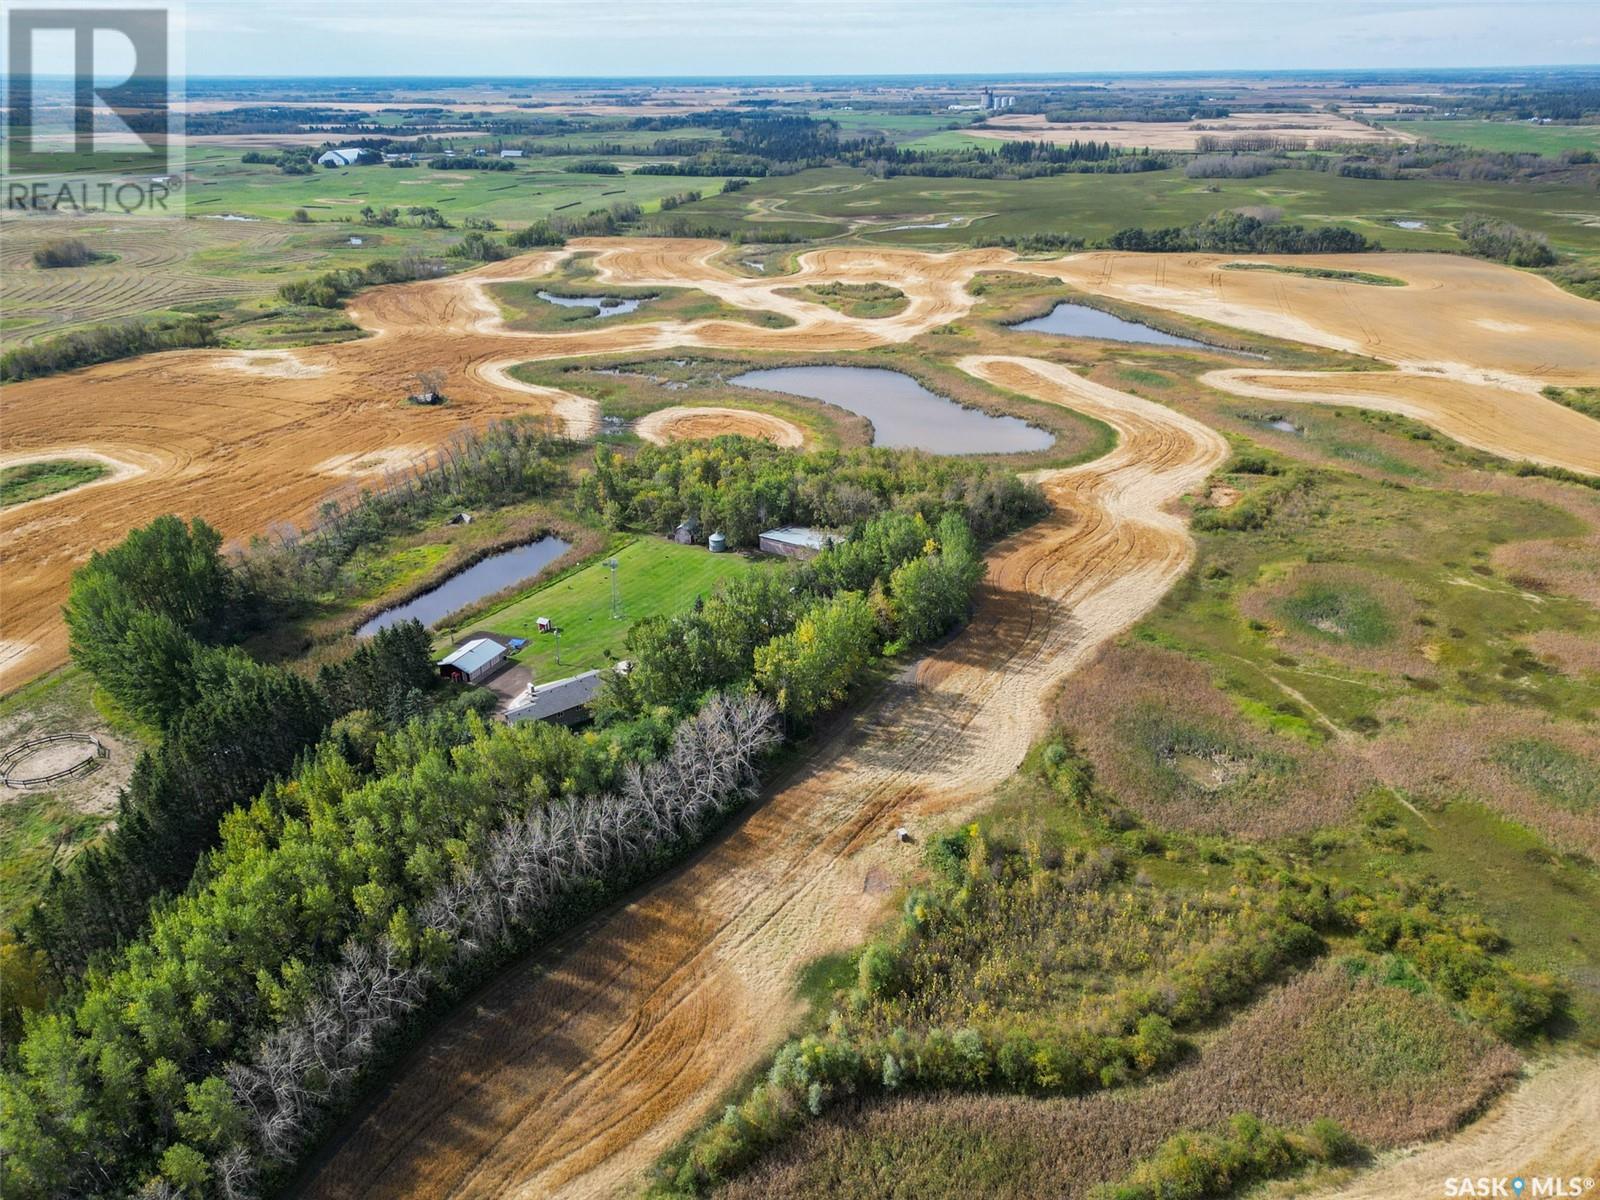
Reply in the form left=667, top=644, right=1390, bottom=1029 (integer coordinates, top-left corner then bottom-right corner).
left=1092, top=1114, right=1357, bottom=1200
left=276, top=253, right=445, bottom=308
left=507, top=220, right=566, bottom=248
left=1192, top=468, right=1313, bottom=532
left=30, top=238, right=101, bottom=268
left=448, top=231, right=511, bottom=261
left=0, top=315, right=217, bottom=382
left=1109, top=211, right=1375, bottom=254
left=1457, top=213, right=1557, bottom=267
left=1184, top=154, right=1279, bottom=179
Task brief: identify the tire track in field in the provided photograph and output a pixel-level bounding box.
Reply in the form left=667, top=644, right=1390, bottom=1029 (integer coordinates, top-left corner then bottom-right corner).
left=296, top=356, right=1227, bottom=1200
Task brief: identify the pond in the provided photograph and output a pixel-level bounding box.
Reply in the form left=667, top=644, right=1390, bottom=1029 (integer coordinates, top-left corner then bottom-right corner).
left=1013, top=302, right=1215, bottom=348
left=730, top=365, right=1053, bottom=455
left=357, top=536, right=572, bottom=637
left=537, top=291, right=645, bottom=319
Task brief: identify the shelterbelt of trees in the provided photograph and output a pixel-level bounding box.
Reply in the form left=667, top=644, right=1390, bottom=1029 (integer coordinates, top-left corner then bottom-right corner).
left=0, top=436, right=1045, bottom=1200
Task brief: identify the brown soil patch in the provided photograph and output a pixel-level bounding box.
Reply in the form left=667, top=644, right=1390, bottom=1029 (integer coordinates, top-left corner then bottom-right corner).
left=634, top=406, right=806, bottom=448
left=313, top=448, right=430, bottom=477
left=213, top=350, right=331, bottom=379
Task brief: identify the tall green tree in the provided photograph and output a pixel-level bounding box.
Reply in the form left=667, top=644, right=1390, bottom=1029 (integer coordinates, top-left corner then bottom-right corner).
left=64, top=516, right=236, bottom=727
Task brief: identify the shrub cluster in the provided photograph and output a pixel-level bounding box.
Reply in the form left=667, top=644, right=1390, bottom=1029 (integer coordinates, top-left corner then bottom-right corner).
left=1108, top=211, right=1375, bottom=254
left=0, top=315, right=217, bottom=382
left=276, top=254, right=446, bottom=308
left=1092, top=1114, right=1357, bottom=1200
left=1457, top=213, right=1557, bottom=267
left=1184, top=154, right=1279, bottom=179
left=30, top=237, right=98, bottom=268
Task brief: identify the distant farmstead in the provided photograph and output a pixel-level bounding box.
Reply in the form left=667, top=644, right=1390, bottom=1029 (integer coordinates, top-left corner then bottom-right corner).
left=316, top=147, right=368, bottom=167
left=758, top=526, right=842, bottom=561
left=436, top=637, right=508, bottom=684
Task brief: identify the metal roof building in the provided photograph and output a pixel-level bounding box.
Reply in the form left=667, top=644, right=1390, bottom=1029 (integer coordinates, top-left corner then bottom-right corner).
left=437, top=637, right=508, bottom=684
left=503, top=669, right=606, bottom=726
left=758, top=526, right=843, bottom=561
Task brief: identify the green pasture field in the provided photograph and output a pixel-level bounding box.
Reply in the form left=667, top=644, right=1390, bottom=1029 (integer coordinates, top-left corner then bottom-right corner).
left=659, top=164, right=1600, bottom=257
left=166, top=149, right=727, bottom=222
left=446, top=536, right=773, bottom=682
left=815, top=111, right=976, bottom=141
left=903, top=129, right=997, bottom=152
left=1382, top=119, right=1600, bottom=155
left=1, top=460, right=108, bottom=508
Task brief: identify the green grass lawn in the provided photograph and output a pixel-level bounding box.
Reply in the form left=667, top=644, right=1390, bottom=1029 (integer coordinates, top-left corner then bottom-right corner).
left=1, top=459, right=107, bottom=507
left=1383, top=119, right=1600, bottom=155
left=450, top=536, right=772, bottom=682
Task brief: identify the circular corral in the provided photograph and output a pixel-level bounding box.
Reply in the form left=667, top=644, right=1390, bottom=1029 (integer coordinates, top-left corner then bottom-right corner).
left=1, top=732, right=107, bottom=788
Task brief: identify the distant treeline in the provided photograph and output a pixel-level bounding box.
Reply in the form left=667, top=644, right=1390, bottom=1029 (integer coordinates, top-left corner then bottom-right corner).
left=0, top=316, right=218, bottom=383
left=1107, top=210, right=1375, bottom=254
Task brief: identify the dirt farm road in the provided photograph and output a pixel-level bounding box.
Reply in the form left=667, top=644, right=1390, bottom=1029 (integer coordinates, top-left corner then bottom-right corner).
left=298, top=355, right=1229, bottom=1200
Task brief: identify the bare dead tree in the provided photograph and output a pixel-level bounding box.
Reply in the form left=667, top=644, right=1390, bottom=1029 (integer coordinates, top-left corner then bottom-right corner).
left=216, top=693, right=779, bottom=1189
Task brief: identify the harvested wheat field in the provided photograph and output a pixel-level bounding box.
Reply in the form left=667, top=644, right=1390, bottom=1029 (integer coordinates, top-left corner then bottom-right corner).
left=5, top=242, right=1599, bottom=688
left=967, top=111, right=1412, bottom=150
left=0, top=239, right=1008, bottom=688
left=298, top=354, right=1228, bottom=1200
left=634, top=405, right=807, bottom=448
left=1004, top=251, right=1600, bottom=474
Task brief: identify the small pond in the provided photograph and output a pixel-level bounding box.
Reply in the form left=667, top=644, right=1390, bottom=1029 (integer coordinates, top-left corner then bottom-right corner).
left=1392, top=219, right=1427, bottom=230
left=357, top=536, right=572, bottom=637
left=730, top=365, right=1053, bottom=455
left=537, top=291, right=645, bottom=318
left=1013, top=302, right=1213, bottom=349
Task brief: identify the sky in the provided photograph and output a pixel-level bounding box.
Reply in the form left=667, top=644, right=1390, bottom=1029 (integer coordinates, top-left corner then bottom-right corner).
left=164, top=0, right=1598, bottom=77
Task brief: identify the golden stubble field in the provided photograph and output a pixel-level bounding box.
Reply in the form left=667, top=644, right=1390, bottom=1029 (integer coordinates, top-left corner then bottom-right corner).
left=4, top=238, right=1598, bottom=691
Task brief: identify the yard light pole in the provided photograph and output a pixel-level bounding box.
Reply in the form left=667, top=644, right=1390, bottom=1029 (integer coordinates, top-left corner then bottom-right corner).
left=553, top=625, right=563, bottom=665
left=607, top=556, right=622, bottom=619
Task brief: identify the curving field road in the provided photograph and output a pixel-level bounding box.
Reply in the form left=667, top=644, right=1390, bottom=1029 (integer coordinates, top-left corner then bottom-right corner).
left=297, top=355, right=1229, bottom=1200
